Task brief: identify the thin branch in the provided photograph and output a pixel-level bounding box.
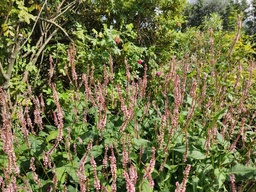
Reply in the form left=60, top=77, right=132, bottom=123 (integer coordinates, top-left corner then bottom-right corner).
left=19, top=0, right=48, bottom=50
left=7, top=39, right=21, bottom=77
left=56, top=0, right=67, bottom=12
left=39, top=18, right=73, bottom=42
left=52, top=1, right=77, bottom=21
left=21, top=35, right=43, bottom=58
left=1, top=36, right=22, bottom=89
left=21, top=0, right=76, bottom=55
left=22, top=28, right=59, bottom=83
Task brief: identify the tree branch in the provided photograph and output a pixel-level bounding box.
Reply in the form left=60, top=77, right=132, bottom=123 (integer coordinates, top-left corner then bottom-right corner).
left=1, top=37, right=22, bottom=89
left=22, top=28, right=59, bottom=83
left=52, top=0, right=77, bottom=21
left=0, top=61, right=9, bottom=80
left=39, top=18, right=73, bottom=42
left=19, top=0, right=48, bottom=50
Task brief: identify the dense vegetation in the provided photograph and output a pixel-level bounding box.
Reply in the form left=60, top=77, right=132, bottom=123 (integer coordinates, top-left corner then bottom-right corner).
left=0, top=0, right=255, bottom=191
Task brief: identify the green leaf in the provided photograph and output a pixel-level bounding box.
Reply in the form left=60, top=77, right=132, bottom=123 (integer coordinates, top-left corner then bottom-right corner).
left=46, top=130, right=58, bottom=142
left=192, top=175, right=199, bottom=192
left=28, top=135, right=44, bottom=154
left=216, top=130, right=225, bottom=143
left=126, top=23, right=134, bottom=31
left=133, top=138, right=149, bottom=147
left=67, top=185, right=78, bottom=191
left=90, top=145, right=103, bottom=158
left=189, top=150, right=206, bottom=160
left=92, top=28, right=98, bottom=35
left=163, top=164, right=178, bottom=173
left=229, top=164, right=256, bottom=181
left=56, top=166, right=67, bottom=184
left=186, top=96, right=193, bottom=105
left=213, top=108, right=227, bottom=122
left=18, top=9, right=36, bottom=24
left=44, top=125, right=56, bottom=131
left=173, top=145, right=186, bottom=153
left=214, top=168, right=226, bottom=189
left=66, top=161, right=79, bottom=183
left=140, top=179, right=153, bottom=192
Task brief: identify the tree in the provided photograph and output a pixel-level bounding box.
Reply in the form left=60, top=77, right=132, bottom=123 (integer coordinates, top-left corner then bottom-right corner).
left=0, top=0, right=186, bottom=109
left=244, top=0, right=256, bottom=35
left=183, top=0, right=250, bottom=31
left=0, top=0, right=80, bottom=91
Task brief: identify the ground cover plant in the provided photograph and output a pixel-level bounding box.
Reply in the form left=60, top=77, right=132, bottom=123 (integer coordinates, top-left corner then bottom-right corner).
left=0, top=0, right=256, bottom=191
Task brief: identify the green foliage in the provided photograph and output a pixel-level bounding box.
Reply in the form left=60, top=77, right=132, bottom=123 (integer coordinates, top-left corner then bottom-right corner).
left=184, top=0, right=250, bottom=31
left=202, top=13, right=223, bottom=31
left=0, top=0, right=256, bottom=191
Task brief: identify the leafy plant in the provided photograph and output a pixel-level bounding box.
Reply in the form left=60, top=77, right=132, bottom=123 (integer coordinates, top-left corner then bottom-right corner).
left=0, top=1, right=255, bottom=192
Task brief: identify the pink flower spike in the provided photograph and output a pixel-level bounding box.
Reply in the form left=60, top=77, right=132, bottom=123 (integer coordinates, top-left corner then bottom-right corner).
left=156, top=71, right=161, bottom=76
left=137, top=60, right=143, bottom=65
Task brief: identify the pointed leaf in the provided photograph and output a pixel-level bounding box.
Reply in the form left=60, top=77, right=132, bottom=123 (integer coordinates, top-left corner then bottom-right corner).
left=189, top=150, right=206, bottom=160
left=229, top=164, right=256, bottom=181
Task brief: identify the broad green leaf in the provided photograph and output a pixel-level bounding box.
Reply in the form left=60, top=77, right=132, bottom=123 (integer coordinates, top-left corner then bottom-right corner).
left=90, top=145, right=103, bottom=158
left=29, top=135, right=44, bottom=154
left=133, top=138, right=149, bottom=147
left=44, top=125, right=56, bottom=131
left=163, top=164, right=178, bottom=173
left=229, top=164, right=256, bottom=181
left=46, top=130, right=58, bottom=142
left=140, top=179, right=153, bottom=192
left=56, top=166, right=67, bottom=184
left=214, top=168, right=226, bottom=189
left=67, top=185, right=78, bottom=192
left=65, top=162, right=79, bottom=183
left=18, top=9, right=35, bottom=24
left=173, top=145, right=186, bottom=153
left=38, top=131, right=49, bottom=137
left=189, top=150, right=206, bottom=160
left=213, top=108, right=228, bottom=122
left=216, top=129, right=225, bottom=143
left=186, top=96, right=193, bottom=105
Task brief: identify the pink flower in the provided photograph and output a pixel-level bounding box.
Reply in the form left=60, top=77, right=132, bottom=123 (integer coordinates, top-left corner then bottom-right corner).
left=137, top=60, right=143, bottom=65
left=156, top=71, right=161, bottom=76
